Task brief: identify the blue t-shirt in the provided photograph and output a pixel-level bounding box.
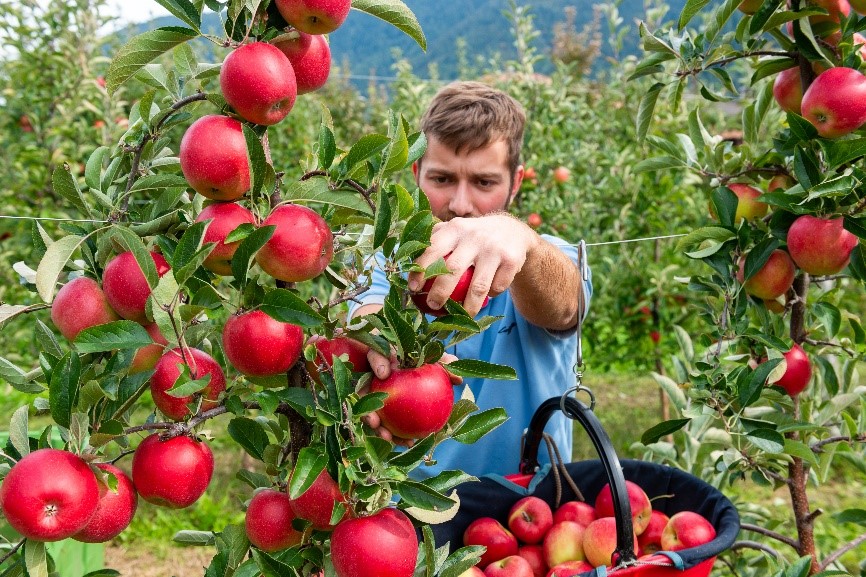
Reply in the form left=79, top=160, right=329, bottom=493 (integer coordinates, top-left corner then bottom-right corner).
left=348, top=234, right=592, bottom=480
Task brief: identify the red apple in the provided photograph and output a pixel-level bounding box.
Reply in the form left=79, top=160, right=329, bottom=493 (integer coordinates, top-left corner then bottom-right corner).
left=370, top=363, right=454, bottom=439
left=179, top=115, right=251, bottom=201
left=593, top=480, right=652, bottom=536
left=660, top=511, right=716, bottom=552
left=517, top=545, right=547, bottom=577
left=768, top=174, right=794, bottom=192
left=410, top=264, right=489, bottom=317
left=102, top=251, right=170, bottom=323
left=72, top=463, right=138, bottom=543
left=0, top=449, right=99, bottom=542
left=484, top=555, right=534, bottom=577
left=801, top=67, right=866, bottom=138
left=130, top=323, right=169, bottom=374
left=582, top=517, right=638, bottom=568
left=727, top=183, right=769, bottom=223
left=306, top=334, right=372, bottom=382
left=552, top=166, right=571, bottom=184
left=256, top=204, right=334, bottom=282
left=195, top=202, right=257, bottom=275
left=650, top=330, right=661, bottom=344
left=773, top=67, right=804, bottom=114
left=289, top=468, right=347, bottom=530
left=542, top=521, right=585, bottom=567
left=553, top=501, right=596, bottom=527
left=527, top=213, right=542, bottom=229
left=331, top=508, right=418, bottom=577
left=737, top=249, right=796, bottom=301
left=524, top=167, right=537, bottom=180
left=637, top=510, right=669, bottom=555
left=458, top=568, right=486, bottom=577
left=545, top=560, right=594, bottom=577
left=809, top=0, right=851, bottom=24
left=223, top=309, right=304, bottom=379
left=508, top=496, right=554, bottom=544
left=464, top=517, right=520, bottom=568
left=275, top=32, right=331, bottom=94
left=245, top=489, right=303, bottom=552
left=787, top=215, right=858, bottom=275
left=131, top=434, right=214, bottom=509
left=19, top=114, right=33, bottom=132
left=220, top=42, right=296, bottom=126
left=51, top=276, right=120, bottom=341
left=150, top=347, right=226, bottom=421
left=274, top=0, right=352, bottom=34
left=767, top=343, right=812, bottom=396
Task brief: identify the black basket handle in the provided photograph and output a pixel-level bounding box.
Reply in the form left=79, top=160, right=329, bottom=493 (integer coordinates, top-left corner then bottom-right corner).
left=519, top=396, right=637, bottom=565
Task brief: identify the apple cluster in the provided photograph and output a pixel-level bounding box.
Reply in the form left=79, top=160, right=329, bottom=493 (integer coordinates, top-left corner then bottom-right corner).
left=0, top=434, right=214, bottom=543
left=459, top=480, right=716, bottom=577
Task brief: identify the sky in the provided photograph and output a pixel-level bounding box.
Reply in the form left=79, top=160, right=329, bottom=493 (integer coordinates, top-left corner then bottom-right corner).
left=105, top=0, right=172, bottom=25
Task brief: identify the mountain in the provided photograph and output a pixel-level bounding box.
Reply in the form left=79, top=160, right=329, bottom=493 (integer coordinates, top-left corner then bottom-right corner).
left=137, top=1, right=691, bottom=83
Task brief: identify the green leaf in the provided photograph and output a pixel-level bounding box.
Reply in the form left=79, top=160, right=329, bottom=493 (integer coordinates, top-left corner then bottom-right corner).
left=834, top=508, right=866, bottom=526
left=317, top=124, right=336, bottom=170
left=711, top=186, right=738, bottom=228
left=260, top=289, right=325, bottom=328
left=165, top=373, right=211, bottom=398
left=444, top=360, right=516, bottom=380
left=847, top=245, right=866, bottom=281
left=231, top=225, right=275, bottom=285
left=110, top=226, right=159, bottom=288
left=36, top=235, right=88, bottom=303
left=74, top=321, right=153, bottom=353
left=24, top=540, right=48, bottom=577
left=636, top=83, right=665, bottom=143
left=740, top=358, right=782, bottom=407
left=351, top=0, right=426, bottom=50
left=129, top=174, right=188, bottom=196
left=784, top=439, right=819, bottom=468
left=383, top=300, right=416, bottom=363
left=282, top=178, right=373, bottom=215
left=53, top=165, right=92, bottom=218
left=820, top=136, right=866, bottom=168
left=397, top=480, right=456, bottom=511
left=287, top=446, right=328, bottom=499
left=236, top=469, right=271, bottom=490
left=275, top=387, right=315, bottom=415
left=373, top=188, right=393, bottom=250
left=812, top=302, right=841, bottom=337
left=227, top=417, right=270, bottom=461
left=677, top=226, right=736, bottom=259
left=641, top=418, right=691, bottom=444
left=85, top=146, right=110, bottom=192
left=749, top=0, right=785, bottom=33
left=743, top=238, right=781, bottom=282
left=154, top=0, right=202, bottom=31
left=106, top=27, right=198, bottom=94
left=83, top=570, right=122, bottom=577
left=173, top=220, right=208, bottom=270
left=244, top=125, right=268, bottom=201
left=747, top=428, right=785, bottom=453
left=49, top=352, right=81, bottom=429
left=679, top=0, right=712, bottom=30
left=381, top=111, right=409, bottom=178
left=451, top=408, right=508, bottom=444
left=172, top=530, right=216, bottom=545
left=705, top=0, right=741, bottom=49
left=9, top=406, right=30, bottom=458
left=341, top=133, right=390, bottom=172
left=633, top=156, right=686, bottom=173
left=251, top=549, right=298, bottom=577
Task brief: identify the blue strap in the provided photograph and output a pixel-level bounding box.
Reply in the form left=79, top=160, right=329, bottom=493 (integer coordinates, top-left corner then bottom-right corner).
left=646, top=551, right=686, bottom=570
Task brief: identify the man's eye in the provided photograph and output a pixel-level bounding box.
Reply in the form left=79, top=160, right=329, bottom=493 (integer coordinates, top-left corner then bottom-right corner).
left=432, top=176, right=449, bottom=184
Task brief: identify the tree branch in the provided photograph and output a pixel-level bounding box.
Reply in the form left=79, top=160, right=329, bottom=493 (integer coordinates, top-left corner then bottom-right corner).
left=819, top=532, right=866, bottom=570
left=804, top=338, right=856, bottom=358
left=740, top=523, right=800, bottom=549
left=344, top=179, right=376, bottom=211
left=0, top=539, right=25, bottom=567
left=731, top=540, right=781, bottom=558
left=811, top=433, right=866, bottom=452
left=329, top=285, right=370, bottom=308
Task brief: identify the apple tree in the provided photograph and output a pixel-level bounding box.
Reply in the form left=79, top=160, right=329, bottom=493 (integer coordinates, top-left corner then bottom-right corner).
left=0, top=1, right=516, bottom=575
left=632, top=0, right=866, bottom=574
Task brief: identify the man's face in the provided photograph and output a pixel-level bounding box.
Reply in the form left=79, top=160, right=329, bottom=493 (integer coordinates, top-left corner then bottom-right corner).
left=413, top=137, right=523, bottom=221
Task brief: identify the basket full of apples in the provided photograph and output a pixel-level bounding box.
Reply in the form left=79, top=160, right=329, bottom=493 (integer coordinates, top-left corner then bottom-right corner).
left=428, top=396, right=740, bottom=577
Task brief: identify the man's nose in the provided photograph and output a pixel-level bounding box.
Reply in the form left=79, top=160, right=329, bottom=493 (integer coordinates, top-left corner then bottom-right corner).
left=448, top=181, right=474, bottom=216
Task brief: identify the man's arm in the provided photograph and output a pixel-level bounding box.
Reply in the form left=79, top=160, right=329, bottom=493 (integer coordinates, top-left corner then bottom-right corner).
left=407, top=213, right=584, bottom=331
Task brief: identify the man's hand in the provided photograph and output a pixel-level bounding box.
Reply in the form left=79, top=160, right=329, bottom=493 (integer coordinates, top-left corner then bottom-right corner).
left=407, top=214, right=538, bottom=317
left=361, top=348, right=462, bottom=446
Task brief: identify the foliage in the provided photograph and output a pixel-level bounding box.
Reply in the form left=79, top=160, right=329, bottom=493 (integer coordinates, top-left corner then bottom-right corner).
left=632, top=0, right=866, bottom=574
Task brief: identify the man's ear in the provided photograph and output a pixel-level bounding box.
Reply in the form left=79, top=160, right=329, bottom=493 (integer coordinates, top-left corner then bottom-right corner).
left=506, top=165, right=525, bottom=208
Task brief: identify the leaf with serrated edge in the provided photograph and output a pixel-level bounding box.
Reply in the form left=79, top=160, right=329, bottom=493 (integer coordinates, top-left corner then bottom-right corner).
left=10, top=406, right=30, bottom=457
left=406, top=490, right=461, bottom=524
left=351, top=0, right=426, bottom=50
left=106, top=27, right=197, bottom=94
left=36, top=235, right=88, bottom=303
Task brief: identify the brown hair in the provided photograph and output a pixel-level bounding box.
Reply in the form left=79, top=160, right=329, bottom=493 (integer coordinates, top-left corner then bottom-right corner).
left=420, top=81, right=526, bottom=175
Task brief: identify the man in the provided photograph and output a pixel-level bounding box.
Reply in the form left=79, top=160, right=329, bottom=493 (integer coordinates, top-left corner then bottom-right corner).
left=349, top=81, right=592, bottom=479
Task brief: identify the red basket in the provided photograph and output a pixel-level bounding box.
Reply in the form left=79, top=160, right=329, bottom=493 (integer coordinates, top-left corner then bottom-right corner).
left=426, top=396, right=740, bottom=576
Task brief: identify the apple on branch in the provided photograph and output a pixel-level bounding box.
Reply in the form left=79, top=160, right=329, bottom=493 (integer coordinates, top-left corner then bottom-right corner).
left=150, top=347, right=227, bottom=421
left=179, top=115, right=251, bottom=201
left=369, top=363, right=455, bottom=439
left=222, top=309, right=304, bottom=382
left=256, top=204, right=334, bottom=282
left=220, top=41, right=297, bottom=126
left=306, top=333, right=372, bottom=382
left=801, top=67, right=866, bottom=138
left=288, top=467, right=347, bottom=530
left=330, top=508, right=418, bottom=577
left=736, top=249, right=796, bottom=301
left=51, top=276, right=119, bottom=341
left=129, top=323, right=169, bottom=375
left=245, top=488, right=303, bottom=552
left=274, top=0, right=351, bottom=35
left=131, top=434, right=214, bottom=509
left=766, top=343, right=813, bottom=396
left=787, top=215, right=858, bottom=276
left=0, top=449, right=100, bottom=542
left=72, top=463, right=138, bottom=543
left=195, top=201, right=257, bottom=276
left=274, top=31, right=332, bottom=94
left=102, top=250, right=170, bottom=324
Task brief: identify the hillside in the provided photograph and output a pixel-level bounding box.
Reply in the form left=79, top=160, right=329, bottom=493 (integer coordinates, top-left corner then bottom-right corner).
left=138, top=0, right=690, bottom=82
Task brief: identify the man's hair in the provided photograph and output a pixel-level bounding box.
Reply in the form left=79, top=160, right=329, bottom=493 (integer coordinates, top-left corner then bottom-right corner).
left=420, top=81, right=526, bottom=175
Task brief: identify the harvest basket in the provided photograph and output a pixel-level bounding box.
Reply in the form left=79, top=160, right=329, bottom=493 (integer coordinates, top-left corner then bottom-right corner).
left=428, top=395, right=740, bottom=576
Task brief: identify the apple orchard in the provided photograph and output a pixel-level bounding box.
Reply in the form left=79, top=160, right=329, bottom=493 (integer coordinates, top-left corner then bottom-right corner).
left=1, top=0, right=866, bottom=576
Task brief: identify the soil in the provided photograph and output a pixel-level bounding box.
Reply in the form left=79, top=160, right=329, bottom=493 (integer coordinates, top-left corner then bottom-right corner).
left=104, top=543, right=216, bottom=577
